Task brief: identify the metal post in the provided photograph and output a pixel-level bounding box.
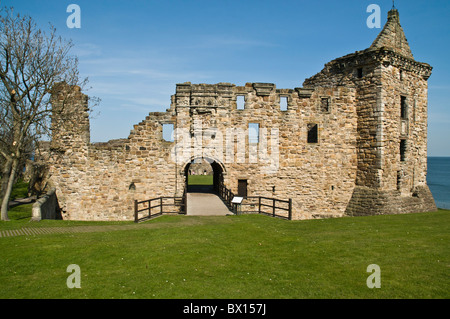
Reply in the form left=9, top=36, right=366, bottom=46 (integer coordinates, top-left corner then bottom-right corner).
left=160, top=197, right=163, bottom=214
left=134, top=200, right=138, bottom=223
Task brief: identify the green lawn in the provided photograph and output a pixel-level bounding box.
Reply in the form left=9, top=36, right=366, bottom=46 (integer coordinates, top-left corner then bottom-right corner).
left=0, top=206, right=448, bottom=299
left=188, top=175, right=213, bottom=185
left=0, top=179, right=29, bottom=208
left=9, top=179, right=29, bottom=201
left=0, top=204, right=134, bottom=230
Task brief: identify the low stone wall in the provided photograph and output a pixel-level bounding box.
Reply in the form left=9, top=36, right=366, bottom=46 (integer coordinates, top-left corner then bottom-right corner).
left=32, top=188, right=61, bottom=221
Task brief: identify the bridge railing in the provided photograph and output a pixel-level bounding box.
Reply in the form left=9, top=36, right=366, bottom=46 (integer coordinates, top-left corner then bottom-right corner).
left=217, top=180, right=235, bottom=209
left=217, top=181, right=292, bottom=220
left=134, top=187, right=187, bottom=223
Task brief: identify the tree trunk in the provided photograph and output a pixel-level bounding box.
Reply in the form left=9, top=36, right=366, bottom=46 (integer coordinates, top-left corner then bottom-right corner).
left=1, top=158, right=19, bottom=221
left=0, top=158, right=13, bottom=207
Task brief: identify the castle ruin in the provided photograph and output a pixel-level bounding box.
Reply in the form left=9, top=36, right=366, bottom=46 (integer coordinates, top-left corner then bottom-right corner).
left=45, top=8, right=437, bottom=221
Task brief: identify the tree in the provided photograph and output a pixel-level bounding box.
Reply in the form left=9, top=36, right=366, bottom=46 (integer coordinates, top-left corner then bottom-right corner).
left=0, top=7, right=94, bottom=220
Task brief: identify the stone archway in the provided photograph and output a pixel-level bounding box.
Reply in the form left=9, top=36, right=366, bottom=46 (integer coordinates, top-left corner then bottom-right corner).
left=182, top=157, right=230, bottom=216
left=183, top=157, right=225, bottom=193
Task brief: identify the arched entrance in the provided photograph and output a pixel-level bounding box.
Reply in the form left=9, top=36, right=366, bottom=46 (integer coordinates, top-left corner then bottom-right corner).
left=182, top=157, right=230, bottom=216
left=183, top=157, right=225, bottom=194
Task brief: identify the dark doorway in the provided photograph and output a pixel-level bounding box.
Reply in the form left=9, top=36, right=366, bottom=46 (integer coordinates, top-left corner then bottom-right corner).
left=184, top=158, right=224, bottom=194
left=237, top=179, right=248, bottom=197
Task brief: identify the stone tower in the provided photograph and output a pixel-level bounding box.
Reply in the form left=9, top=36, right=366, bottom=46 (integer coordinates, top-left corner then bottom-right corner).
left=50, top=82, right=90, bottom=153
left=305, top=8, right=436, bottom=215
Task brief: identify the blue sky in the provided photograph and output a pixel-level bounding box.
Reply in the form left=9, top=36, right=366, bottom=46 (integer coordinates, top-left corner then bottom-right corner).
left=3, top=0, right=450, bottom=156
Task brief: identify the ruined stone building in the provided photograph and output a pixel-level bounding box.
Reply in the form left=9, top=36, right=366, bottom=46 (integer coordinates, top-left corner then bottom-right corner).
left=45, top=8, right=436, bottom=221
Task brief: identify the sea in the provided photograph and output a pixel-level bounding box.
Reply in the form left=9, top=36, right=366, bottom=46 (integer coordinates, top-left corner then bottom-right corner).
left=427, top=157, right=450, bottom=210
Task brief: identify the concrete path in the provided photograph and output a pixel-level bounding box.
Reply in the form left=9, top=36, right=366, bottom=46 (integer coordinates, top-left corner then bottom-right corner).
left=8, top=196, right=35, bottom=208
left=186, top=192, right=232, bottom=216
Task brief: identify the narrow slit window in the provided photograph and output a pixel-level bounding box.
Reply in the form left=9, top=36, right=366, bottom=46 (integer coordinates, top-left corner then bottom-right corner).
left=307, top=123, right=318, bottom=144
left=162, top=123, right=174, bottom=142
left=248, top=123, right=259, bottom=144
left=400, top=139, right=407, bottom=162
left=280, top=96, right=288, bottom=111
left=320, top=98, right=330, bottom=113
left=401, top=96, right=408, bottom=119
left=237, top=95, right=245, bottom=110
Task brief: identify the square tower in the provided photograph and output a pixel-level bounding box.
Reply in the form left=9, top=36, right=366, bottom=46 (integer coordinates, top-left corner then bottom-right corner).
left=304, top=8, right=436, bottom=215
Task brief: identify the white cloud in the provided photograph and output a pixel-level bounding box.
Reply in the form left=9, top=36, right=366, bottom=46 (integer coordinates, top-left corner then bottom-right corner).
left=72, top=43, right=102, bottom=57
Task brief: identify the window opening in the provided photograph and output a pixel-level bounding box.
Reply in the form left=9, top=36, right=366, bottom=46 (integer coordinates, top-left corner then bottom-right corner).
left=237, top=95, right=245, bottom=110
left=321, top=98, right=330, bottom=113
left=357, top=68, right=363, bottom=78
left=162, top=123, right=174, bottom=142
left=400, top=139, right=407, bottom=162
left=248, top=123, right=259, bottom=144
left=401, top=96, right=407, bottom=119
left=280, top=96, right=288, bottom=111
left=307, top=124, right=318, bottom=144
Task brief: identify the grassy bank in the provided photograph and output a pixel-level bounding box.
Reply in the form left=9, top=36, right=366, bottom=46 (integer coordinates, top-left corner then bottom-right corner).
left=0, top=207, right=448, bottom=299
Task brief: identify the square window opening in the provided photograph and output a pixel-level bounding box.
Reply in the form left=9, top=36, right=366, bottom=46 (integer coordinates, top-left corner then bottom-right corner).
left=307, top=123, right=318, bottom=144
left=237, top=95, right=245, bottom=110
left=280, top=96, right=288, bottom=111
left=162, top=123, right=174, bottom=142
left=357, top=68, right=363, bottom=78
left=248, top=123, right=259, bottom=144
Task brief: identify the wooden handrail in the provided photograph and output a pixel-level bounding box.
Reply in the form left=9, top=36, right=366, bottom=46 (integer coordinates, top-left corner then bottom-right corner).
left=134, top=195, right=185, bottom=223
left=216, top=180, right=292, bottom=220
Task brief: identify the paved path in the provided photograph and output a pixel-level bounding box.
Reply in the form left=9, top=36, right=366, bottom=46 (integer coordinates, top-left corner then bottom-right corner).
left=8, top=196, right=35, bottom=208
left=186, top=192, right=232, bottom=216
left=0, top=224, right=142, bottom=238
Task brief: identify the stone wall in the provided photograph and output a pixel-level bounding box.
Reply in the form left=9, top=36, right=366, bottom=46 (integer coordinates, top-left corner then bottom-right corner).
left=43, top=8, right=437, bottom=221
left=45, top=81, right=358, bottom=221
left=169, top=82, right=358, bottom=220
left=303, top=46, right=436, bottom=216
left=31, top=188, right=61, bottom=221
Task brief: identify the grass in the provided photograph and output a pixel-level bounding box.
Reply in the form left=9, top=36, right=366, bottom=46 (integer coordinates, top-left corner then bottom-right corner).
left=0, top=179, right=29, bottom=208
left=188, top=175, right=213, bottom=185
left=9, top=179, right=29, bottom=201
left=0, top=205, right=448, bottom=299
left=0, top=204, right=134, bottom=230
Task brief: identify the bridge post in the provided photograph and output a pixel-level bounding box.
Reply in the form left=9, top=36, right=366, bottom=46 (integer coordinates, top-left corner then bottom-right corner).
left=134, top=200, right=138, bottom=223
left=288, top=198, right=292, bottom=220
left=272, top=198, right=276, bottom=217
